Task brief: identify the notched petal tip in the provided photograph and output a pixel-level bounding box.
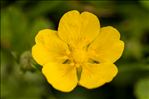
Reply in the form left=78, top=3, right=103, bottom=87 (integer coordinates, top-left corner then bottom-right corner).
left=79, top=63, right=118, bottom=89
left=112, top=40, right=125, bottom=62
left=81, top=11, right=100, bottom=21
left=62, top=10, right=80, bottom=18
left=42, top=69, right=77, bottom=92
left=101, top=26, right=121, bottom=39
left=51, top=84, right=77, bottom=92
left=42, top=63, right=78, bottom=92
left=35, top=29, right=57, bottom=44
left=69, top=10, right=80, bottom=13
left=88, top=25, right=124, bottom=63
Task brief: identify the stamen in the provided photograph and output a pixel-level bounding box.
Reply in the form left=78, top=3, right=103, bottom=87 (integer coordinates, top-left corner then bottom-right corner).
left=76, top=66, right=82, bottom=81
left=63, top=59, right=71, bottom=64
left=88, top=58, right=100, bottom=64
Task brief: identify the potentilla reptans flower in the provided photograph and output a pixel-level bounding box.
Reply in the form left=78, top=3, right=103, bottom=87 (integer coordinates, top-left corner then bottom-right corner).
left=32, top=10, right=124, bottom=92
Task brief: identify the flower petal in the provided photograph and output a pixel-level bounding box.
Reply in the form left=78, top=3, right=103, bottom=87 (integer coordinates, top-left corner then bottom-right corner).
left=58, top=10, right=100, bottom=48
left=32, top=29, right=69, bottom=65
left=42, top=62, right=78, bottom=92
left=79, top=63, right=118, bottom=89
left=88, top=26, right=124, bottom=63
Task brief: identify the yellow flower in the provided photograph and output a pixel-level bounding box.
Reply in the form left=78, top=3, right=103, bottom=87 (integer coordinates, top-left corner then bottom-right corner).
left=32, top=10, right=124, bottom=92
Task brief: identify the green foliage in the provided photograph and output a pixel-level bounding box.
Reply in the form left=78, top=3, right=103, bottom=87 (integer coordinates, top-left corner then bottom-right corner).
left=135, top=78, right=149, bottom=99
left=1, top=6, right=53, bottom=54
left=140, top=1, right=149, bottom=10
left=1, top=0, right=149, bottom=99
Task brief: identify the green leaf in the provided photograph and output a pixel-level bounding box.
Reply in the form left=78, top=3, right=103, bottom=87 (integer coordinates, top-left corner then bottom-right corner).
left=123, top=39, right=143, bottom=60
left=1, top=6, right=28, bottom=53
left=140, top=1, right=149, bottom=10
left=135, top=78, right=149, bottom=99
left=113, top=63, right=149, bottom=86
left=1, top=6, right=54, bottom=57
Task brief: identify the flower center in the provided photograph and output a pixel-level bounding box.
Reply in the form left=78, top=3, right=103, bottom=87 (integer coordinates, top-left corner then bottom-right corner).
left=72, top=49, right=87, bottom=65
left=65, top=47, right=88, bottom=68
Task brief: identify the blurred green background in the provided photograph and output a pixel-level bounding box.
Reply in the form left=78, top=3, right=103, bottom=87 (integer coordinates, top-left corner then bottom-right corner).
left=1, top=0, right=149, bottom=99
